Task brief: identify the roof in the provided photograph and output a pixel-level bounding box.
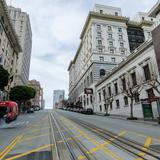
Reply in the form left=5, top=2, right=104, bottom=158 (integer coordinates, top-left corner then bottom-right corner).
left=148, top=0, right=160, bottom=17
left=80, top=11, right=129, bottom=39
left=0, top=0, right=22, bottom=53
left=96, top=39, right=153, bottom=87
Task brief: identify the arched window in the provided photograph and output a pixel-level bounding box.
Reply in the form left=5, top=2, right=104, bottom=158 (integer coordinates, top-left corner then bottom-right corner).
left=100, top=69, right=105, bottom=78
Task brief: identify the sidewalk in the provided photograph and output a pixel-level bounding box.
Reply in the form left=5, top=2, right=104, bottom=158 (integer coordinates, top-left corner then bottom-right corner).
left=95, top=112, right=160, bottom=126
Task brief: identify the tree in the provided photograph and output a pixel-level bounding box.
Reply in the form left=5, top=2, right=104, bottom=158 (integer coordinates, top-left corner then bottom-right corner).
left=0, top=65, right=10, bottom=91
left=147, top=73, right=160, bottom=95
left=104, top=95, right=114, bottom=116
left=121, top=75, right=142, bottom=120
left=9, top=85, right=36, bottom=112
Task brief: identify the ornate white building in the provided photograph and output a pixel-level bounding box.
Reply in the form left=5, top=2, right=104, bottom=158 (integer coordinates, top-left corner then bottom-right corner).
left=95, top=1, right=160, bottom=119
left=68, top=4, right=153, bottom=109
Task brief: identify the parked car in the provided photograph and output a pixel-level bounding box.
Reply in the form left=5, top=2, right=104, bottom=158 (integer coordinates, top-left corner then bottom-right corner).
left=0, top=101, right=18, bottom=123
left=27, top=107, right=34, bottom=113
left=85, top=108, right=93, bottom=114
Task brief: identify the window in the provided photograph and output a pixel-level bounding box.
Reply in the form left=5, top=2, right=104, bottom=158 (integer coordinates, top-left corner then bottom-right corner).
left=110, top=49, right=114, bottom=54
left=108, top=33, right=112, bottom=39
left=131, top=72, right=137, bottom=86
left=87, top=96, right=89, bottom=105
left=118, top=27, right=122, bottom=32
left=116, top=99, right=120, bottom=108
left=121, top=78, right=126, bottom=91
left=97, top=32, right=101, bottom=38
left=97, top=24, right=101, bottom=30
left=108, top=26, right=112, bottom=31
left=100, top=69, right=106, bottom=78
left=98, top=48, right=103, bottom=53
left=109, top=41, right=113, bottom=46
left=121, top=50, right=125, bottom=55
left=99, top=92, right=101, bottom=102
left=111, top=57, right=116, bottom=63
left=104, top=104, right=107, bottom=111
left=84, top=80, right=86, bottom=88
left=0, top=23, right=3, bottom=35
left=100, top=10, right=103, bottom=14
left=151, top=18, right=153, bottom=21
left=87, top=76, right=89, bottom=86
left=120, top=42, right=124, bottom=47
left=124, top=96, right=128, bottom=106
left=0, top=56, right=2, bottom=64
left=114, top=83, right=118, bottom=94
left=143, top=64, right=151, bottom=81
left=90, top=95, right=93, bottom=104
left=110, top=102, right=113, bottom=110
left=142, top=17, right=144, bottom=20
left=134, top=93, right=140, bottom=103
left=99, top=105, right=102, bottom=111
left=115, top=12, right=118, bottom=16
left=147, top=88, right=155, bottom=99
left=103, top=89, right=106, bottom=99
left=119, top=35, right=123, bottom=40
left=148, top=32, right=151, bottom=36
left=108, top=86, right=111, bottom=96
left=99, top=56, right=104, bottom=61
left=90, top=72, right=93, bottom=84
left=98, top=40, right=102, bottom=45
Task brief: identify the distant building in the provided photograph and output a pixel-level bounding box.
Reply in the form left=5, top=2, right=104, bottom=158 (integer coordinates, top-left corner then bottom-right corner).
left=28, top=80, right=44, bottom=109
left=8, top=6, right=32, bottom=85
left=0, top=0, right=21, bottom=100
left=53, top=90, right=65, bottom=108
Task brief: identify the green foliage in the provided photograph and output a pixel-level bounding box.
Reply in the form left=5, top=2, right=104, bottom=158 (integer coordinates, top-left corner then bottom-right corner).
left=0, top=65, right=10, bottom=90
left=9, top=85, right=36, bottom=102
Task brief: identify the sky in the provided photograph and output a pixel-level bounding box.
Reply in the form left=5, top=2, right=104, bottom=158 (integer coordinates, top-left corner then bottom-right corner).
left=6, top=0, right=157, bottom=108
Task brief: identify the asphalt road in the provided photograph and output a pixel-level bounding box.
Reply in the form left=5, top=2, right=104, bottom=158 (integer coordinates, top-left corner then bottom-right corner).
left=0, top=109, right=160, bottom=160
left=0, top=110, right=51, bottom=160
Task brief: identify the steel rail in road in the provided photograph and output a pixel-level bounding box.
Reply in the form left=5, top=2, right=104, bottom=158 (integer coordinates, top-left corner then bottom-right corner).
left=54, top=112, right=97, bottom=160
left=67, top=117, right=160, bottom=160
left=50, top=113, right=95, bottom=160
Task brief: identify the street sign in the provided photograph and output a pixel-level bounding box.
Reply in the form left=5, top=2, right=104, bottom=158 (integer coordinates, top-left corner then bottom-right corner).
left=84, top=88, right=93, bottom=94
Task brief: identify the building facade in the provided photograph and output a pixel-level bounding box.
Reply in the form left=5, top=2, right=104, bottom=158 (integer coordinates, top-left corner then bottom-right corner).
left=28, top=80, right=44, bottom=109
left=0, top=0, right=21, bottom=99
left=53, top=90, right=65, bottom=108
left=68, top=4, right=153, bottom=109
left=94, top=1, right=160, bottom=119
left=8, top=6, right=32, bottom=85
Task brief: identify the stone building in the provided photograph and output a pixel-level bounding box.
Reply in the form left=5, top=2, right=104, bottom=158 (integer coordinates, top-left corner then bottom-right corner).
left=28, top=80, right=44, bottom=109
left=68, top=4, right=153, bottom=109
left=8, top=6, right=32, bottom=85
left=0, top=0, right=21, bottom=99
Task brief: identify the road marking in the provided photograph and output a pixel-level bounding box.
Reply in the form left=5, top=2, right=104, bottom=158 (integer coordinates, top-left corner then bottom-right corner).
left=5, top=144, right=54, bottom=160
left=22, top=126, right=50, bottom=136
left=62, top=117, right=124, bottom=160
left=0, top=135, right=23, bottom=160
left=19, top=133, right=50, bottom=142
left=87, top=131, right=127, bottom=154
left=135, top=136, right=152, bottom=160
left=127, top=130, right=159, bottom=143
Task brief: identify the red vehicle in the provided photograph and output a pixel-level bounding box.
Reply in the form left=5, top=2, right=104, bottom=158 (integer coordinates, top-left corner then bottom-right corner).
left=0, top=101, right=18, bottom=123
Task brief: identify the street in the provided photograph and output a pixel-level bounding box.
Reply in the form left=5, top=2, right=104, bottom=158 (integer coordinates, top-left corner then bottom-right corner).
left=0, top=110, right=160, bottom=160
